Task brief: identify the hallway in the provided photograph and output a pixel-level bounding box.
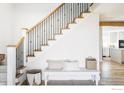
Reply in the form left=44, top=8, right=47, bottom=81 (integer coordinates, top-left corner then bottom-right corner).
left=100, top=57, right=124, bottom=85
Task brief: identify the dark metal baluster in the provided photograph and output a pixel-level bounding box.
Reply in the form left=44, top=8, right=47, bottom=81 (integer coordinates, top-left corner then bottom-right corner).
left=68, top=3, right=70, bottom=23
left=51, top=14, right=53, bottom=39
left=70, top=3, right=72, bottom=22
left=27, top=32, right=29, bottom=56
left=48, top=17, right=51, bottom=40
left=63, top=4, right=65, bottom=28
left=62, top=5, right=64, bottom=29
left=58, top=9, right=60, bottom=34
left=41, top=22, right=44, bottom=46
left=61, top=5, right=63, bottom=29
left=71, top=3, right=73, bottom=22
left=73, top=3, right=75, bottom=22
left=71, top=3, right=74, bottom=23
left=43, top=21, right=45, bottom=45
left=30, top=31, right=32, bottom=55
left=53, top=13, right=56, bottom=38
left=87, top=3, right=89, bottom=12
left=59, top=8, right=61, bottom=34
left=46, top=19, right=48, bottom=45
left=36, top=26, right=38, bottom=50
left=32, top=29, right=34, bottom=52
left=84, top=3, right=86, bottom=12
left=55, top=11, right=57, bottom=34
left=74, top=3, right=76, bottom=21
left=52, top=13, right=54, bottom=38
left=41, top=23, right=43, bottom=46
left=82, top=3, right=84, bottom=13
left=44, top=20, right=46, bottom=45
left=29, top=32, right=31, bottom=55
left=31, top=30, right=34, bottom=55
left=16, top=48, right=18, bottom=68
left=79, top=3, right=81, bottom=17
left=78, top=3, right=80, bottom=17
left=28, top=32, right=30, bottom=56
left=39, top=24, right=41, bottom=50
left=64, top=4, right=69, bottom=28
left=57, top=11, right=59, bottom=34
left=74, top=4, right=76, bottom=19
left=59, top=7, right=62, bottom=34
left=52, top=14, right=54, bottom=37
left=77, top=3, right=79, bottom=17
left=37, top=25, right=40, bottom=50
left=50, top=16, right=52, bottom=39
left=52, top=14, right=54, bottom=38
left=66, top=3, right=69, bottom=28
left=37, top=25, right=39, bottom=50
left=83, top=3, right=85, bottom=12
left=34, top=27, right=36, bottom=51
left=80, top=3, right=82, bottom=13
left=42, top=22, right=44, bottom=45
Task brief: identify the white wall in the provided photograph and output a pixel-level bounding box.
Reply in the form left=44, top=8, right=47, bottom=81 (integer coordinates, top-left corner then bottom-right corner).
left=12, top=3, right=60, bottom=43
left=27, top=13, right=100, bottom=70
left=0, top=4, right=14, bottom=53
left=0, top=3, right=60, bottom=54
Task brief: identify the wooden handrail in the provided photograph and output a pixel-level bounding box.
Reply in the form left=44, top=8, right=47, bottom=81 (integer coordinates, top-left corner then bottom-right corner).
left=7, top=37, right=24, bottom=48
left=26, top=3, right=65, bottom=33
left=16, top=37, right=24, bottom=48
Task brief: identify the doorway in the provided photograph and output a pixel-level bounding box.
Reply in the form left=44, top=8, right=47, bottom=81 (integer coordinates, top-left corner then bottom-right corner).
left=100, top=26, right=124, bottom=85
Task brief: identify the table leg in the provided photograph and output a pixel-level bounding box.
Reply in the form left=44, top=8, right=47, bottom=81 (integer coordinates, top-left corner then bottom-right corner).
left=95, top=79, right=98, bottom=86
left=45, top=79, right=47, bottom=86
left=44, top=75, right=48, bottom=86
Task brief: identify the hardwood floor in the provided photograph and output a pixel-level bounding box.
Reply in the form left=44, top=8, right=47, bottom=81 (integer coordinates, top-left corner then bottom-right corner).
left=22, top=57, right=124, bottom=86
left=100, top=57, right=124, bottom=85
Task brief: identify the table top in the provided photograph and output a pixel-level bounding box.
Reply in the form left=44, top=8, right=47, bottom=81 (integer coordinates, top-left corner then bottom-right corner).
left=27, top=69, right=41, bottom=74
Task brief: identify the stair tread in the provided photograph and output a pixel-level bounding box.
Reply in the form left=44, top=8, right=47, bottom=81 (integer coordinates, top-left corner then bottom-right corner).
left=34, top=50, right=42, bottom=52
left=55, top=32, right=63, bottom=35
left=17, top=66, right=26, bottom=71
left=16, top=73, right=23, bottom=78
left=42, top=44, right=49, bottom=46
left=48, top=39, right=56, bottom=40
left=27, top=55, right=35, bottom=57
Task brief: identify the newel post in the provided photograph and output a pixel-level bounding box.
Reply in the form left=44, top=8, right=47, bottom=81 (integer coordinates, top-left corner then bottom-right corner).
left=7, top=45, right=16, bottom=85
left=22, top=28, right=28, bottom=65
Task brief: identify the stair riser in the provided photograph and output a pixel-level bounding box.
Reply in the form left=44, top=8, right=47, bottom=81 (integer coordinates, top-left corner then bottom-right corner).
left=17, top=68, right=27, bottom=74
left=16, top=73, right=26, bottom=85
left=0, top=73, right=7, bottom=82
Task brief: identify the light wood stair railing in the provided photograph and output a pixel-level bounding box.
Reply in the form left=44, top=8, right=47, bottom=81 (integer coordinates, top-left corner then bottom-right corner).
left=7, top=37, right=24, bottom=69
left=7, top=37, right=25, bottom=85
left=26, top=3, right=92, bottom=57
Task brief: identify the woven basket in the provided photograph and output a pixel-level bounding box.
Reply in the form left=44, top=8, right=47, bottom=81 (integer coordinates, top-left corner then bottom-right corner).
left=0, top=54, right=5, bottom=62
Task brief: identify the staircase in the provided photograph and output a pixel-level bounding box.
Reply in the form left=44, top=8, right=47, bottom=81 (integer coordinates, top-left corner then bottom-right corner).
left=6, top=3, right=93, bottom=85
left=25, top=3, right=92, bottom=61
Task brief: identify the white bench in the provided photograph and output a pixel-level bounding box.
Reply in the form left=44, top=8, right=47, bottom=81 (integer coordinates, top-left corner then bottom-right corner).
left=44, top=69, right=100, bottom=85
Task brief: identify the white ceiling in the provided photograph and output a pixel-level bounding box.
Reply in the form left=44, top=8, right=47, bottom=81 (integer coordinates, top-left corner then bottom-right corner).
left=93, top=3, right=124, bottom=21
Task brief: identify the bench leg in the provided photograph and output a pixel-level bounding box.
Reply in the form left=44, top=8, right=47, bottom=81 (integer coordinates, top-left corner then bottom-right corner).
left=95, top=79, right=98, bottom=86
left=45, top=80, right=47, bottom=86
left=44, top=75, right=48, bottom=86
